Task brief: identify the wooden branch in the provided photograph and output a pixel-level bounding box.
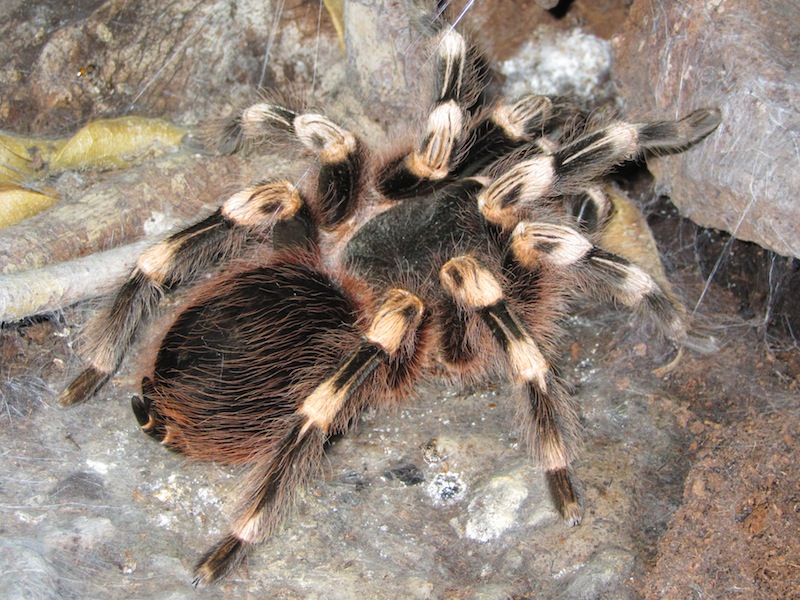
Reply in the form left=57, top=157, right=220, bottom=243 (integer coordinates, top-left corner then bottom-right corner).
left=0, top=238, right=154, bottom=323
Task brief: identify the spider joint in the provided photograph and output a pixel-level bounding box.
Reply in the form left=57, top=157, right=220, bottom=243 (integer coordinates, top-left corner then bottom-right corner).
left=511, top=222, right=593, bottom=268
left=439, top=256, right=504, bottom=309
left=221, top=180, right=304, bottom=226
left=293, top=114, right=358, bottom=163
left=365, top=289, right=424, bottom=354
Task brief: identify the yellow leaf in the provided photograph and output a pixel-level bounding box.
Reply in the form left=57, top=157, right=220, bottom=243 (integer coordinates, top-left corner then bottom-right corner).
left=49, top=117, right=187, bottom=172
left=0, top=186, right=60, bottom=229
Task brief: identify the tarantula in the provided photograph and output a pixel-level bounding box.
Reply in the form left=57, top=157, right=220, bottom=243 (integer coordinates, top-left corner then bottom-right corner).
left=59, top=11, right=720, bottom=586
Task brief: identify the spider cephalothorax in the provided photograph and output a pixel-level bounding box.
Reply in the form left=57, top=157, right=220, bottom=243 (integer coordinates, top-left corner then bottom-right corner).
left=60, top=9, right=720, bottom=586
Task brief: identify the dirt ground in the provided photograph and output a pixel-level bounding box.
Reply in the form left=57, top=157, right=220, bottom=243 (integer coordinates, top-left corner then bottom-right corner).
left=653, top=310, right=800, bottom=599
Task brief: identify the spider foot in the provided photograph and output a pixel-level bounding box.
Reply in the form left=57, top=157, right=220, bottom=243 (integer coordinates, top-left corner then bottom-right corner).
left=192, top=534, right=249, bottom=587
left=58, top=366, right=109, bottom=406
left=546, top=467, right=583, bottom=527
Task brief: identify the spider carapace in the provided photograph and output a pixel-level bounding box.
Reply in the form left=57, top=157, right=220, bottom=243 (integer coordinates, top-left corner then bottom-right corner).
left=59, top=9, right=720, bottom=586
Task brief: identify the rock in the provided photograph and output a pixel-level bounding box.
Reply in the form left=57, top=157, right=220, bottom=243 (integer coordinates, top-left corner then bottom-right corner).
left=638, top=412, right=800, bottom=599
left=0, top=539, right=61, bottom=600
left=0, top=0, right=341, bottom=133
left=343, top=0, right=421, bottom=128
left=3, top=2, right=798, bottom=598
left=557, top=547, right=636, bottom=600
left=500, top=28, right=613, bottom=106
left=613, top=0, right=800, bottom=259
left=464, top=473, right=530, bottom=542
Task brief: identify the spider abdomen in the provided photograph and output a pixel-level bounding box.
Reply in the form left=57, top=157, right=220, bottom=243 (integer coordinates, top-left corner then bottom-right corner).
left=137, top=258, right=368, bottom=463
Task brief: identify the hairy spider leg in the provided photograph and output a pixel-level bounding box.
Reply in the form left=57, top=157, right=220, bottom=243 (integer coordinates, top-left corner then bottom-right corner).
left=509, top=222, right=687, bottom=341
left=189, top=287, right=424, bottom=586
left=453, top=94, right=558, bottom=177
left=377, top=26, right=569, bottom=200
left=478, top=108, right=722, bottom=230
left=377, top=28, right=471, bottom=198
left=59, top=181, right=309, bottom=406
left=439, top=255, right=583, bottom=525
left=563, top=186, right=613, bottom=235
left=217, top=101, right=367, bottom=227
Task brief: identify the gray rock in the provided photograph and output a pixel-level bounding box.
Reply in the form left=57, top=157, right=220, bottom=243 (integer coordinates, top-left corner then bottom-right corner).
left=500, top=28, right=613, bottom=105
left=0, top=0, right=343, bottom=131
left=0, top=539, right=62, bottom=600
left=613, top=0, right=800, bottom=259
left=557, top=547, right=636, bottom=600
left=464, top=471, right=530, bottom=543
left=2, top=1, right=771, bottom=599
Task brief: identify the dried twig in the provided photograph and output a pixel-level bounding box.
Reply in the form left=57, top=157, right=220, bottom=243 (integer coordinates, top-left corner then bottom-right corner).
left=0, top=238, right=155, bottom=323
